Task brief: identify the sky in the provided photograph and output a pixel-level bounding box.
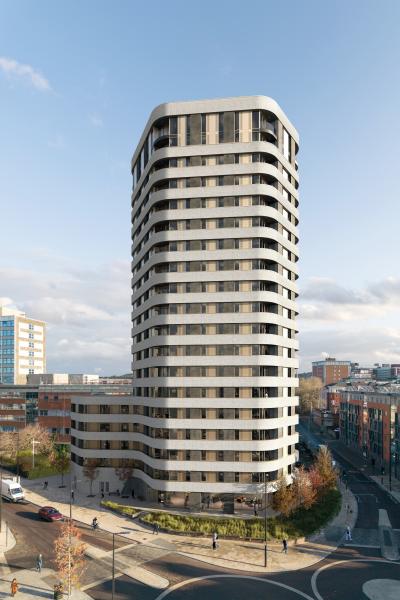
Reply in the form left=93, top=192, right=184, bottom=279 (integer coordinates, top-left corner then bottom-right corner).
left=1, top=0, right=400, bottom=374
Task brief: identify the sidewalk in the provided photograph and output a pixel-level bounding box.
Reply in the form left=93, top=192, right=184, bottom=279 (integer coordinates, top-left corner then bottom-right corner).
left=329, top=440, right=400, bottom=503
left=0, top=568, right=91, bottom=599
left=20, top=474, right=357, bottom=574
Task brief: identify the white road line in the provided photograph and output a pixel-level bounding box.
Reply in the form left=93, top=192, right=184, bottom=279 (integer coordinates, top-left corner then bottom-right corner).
left=311, top=558, right=400, bottom=600
left=154, top=574, right=315, bottom=600
left=81, top=572, right=123, bottom=591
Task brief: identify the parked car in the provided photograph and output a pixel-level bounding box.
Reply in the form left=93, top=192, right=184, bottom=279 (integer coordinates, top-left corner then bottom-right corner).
left=38, top=506, right=63, bottom=521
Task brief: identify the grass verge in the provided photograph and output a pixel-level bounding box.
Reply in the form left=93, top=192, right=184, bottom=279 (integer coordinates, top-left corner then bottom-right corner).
left=141, top=488, right=341, bottom=540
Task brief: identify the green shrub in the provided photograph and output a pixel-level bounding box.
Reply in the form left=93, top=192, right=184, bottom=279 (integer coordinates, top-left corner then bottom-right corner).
left=100, top=501, right=138, bottom=517
left=141, top=488, right=341, bottom=540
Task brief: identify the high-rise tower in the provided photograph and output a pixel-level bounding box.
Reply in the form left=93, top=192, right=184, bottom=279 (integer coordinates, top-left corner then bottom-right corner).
left=131, top=96, right=299, bottom=508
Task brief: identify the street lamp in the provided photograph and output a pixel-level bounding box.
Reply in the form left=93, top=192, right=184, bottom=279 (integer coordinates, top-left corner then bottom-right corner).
left=263, top=474, right=269, bottom=567
left=112, top=532, right=115, bottom=600
left=32, top=439, right=40, bottom=469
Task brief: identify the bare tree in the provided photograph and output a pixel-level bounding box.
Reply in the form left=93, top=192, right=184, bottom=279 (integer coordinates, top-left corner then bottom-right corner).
left=83, top=459, right=100, bottom=496
left=298, top=377, right=323, bottom=414
left=114, top=459, right=135, bottom=488
left=54, top=519, right=86, bottom=593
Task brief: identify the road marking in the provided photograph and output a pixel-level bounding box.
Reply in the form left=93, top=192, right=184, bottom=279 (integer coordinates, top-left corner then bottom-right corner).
left=81, top=573, right=123, bottom=591
left=343, top=544, right=380, bottom=548
left=154, top=574, right=315, bottom=600
left=356, top=494, right=378, bottom=503
left=311, top=558, right=400, bottom=600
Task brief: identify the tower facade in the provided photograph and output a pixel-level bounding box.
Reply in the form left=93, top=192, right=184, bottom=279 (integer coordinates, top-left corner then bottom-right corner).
left=131, top=96, right=299, bottom=507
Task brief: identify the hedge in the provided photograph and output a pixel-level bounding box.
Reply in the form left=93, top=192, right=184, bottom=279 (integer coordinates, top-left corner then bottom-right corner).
left=100, top=500, right=139, bottom=517
left=141, top=488, right=341, bottom=540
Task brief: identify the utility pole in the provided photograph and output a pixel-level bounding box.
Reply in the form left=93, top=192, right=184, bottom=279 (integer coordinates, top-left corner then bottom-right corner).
left=112, top=532, right=115, bottom=599
left=264, top=475, right=268, bottom=567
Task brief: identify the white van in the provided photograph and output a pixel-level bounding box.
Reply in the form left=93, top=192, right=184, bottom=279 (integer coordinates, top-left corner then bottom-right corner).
left=1, top=478, right=25, bottom=502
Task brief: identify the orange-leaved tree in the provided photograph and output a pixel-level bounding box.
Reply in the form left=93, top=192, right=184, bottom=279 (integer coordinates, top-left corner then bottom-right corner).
left=271, top=474, right=296, bottom=517
left=292, top=466, right=317, bottom=510
left=54, top=519, right=86, bottom=591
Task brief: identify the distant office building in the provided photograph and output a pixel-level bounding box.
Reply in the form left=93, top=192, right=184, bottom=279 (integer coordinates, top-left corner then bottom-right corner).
left=350, top=365, right=374, bottom=380
left=27, top=373, right=100, bottom=386
left=0, top=306, right=46, bottom=385
left=392, top=365, right=400, bottom=379
left=312, top=357, right=351, bottom=385
left=374, top=364, right=393, bottom=381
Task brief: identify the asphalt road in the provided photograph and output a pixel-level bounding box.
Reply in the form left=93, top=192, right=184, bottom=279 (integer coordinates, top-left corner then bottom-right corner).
left=1, top=499, right=128, bottom=572
left=2, top=446, right=399, bottom=600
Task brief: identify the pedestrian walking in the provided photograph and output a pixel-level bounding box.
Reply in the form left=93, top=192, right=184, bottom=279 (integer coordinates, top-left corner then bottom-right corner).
left=43, top=481, right=48, bottom=490
left=282, top=539, right=288, bottom=554
left=11, top=578, right=18, bottom=597
left=152, top=522, right=159, bottom=534
left=345, top=526, right=352, bottom=541
left=36, top=552, right=43, bottom=573
left=212, top=531, right=218, bottom=550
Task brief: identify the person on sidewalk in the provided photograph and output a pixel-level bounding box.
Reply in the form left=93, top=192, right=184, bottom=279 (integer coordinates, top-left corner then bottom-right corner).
left=11, top=578, right=18, bottom=597
left=152, top=522, right=159, bottom=534
left=282, top=539, right=288, bottom=554
left=212, top=531, right=218, bottom=550
left=36, top=552, right=43, bottom=573
left=345, top=525, right=352, bottom=541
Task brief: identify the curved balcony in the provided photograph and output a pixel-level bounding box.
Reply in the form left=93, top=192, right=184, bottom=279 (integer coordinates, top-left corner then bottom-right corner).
left=153, top=133, right=170, bottom=150
left=260, top=122, right=277, bottom=142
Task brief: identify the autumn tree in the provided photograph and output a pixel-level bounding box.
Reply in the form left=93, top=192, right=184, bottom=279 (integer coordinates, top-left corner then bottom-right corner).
left=298, top=377, right=323, bottom=414
left=308, top=465, right=324, bottom=494
left=19, top=424, right=53, bottom=455
left=83, top=459, right=100, bottom=496
left=292, top=466, right=317, bottom=510
left=314, top=446, right=338, bottom=492
left=50, top=444, right=70, bottom=487
left=271, top=475, right=296, bottom=517
left=54, top=519, right=86, bottom=593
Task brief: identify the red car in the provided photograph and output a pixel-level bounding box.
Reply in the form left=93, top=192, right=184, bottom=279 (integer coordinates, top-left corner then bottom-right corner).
left=38, top=506, right=63, bottom=521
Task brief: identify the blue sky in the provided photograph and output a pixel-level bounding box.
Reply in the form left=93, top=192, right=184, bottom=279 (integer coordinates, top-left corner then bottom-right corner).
left=1, top=0, right=400, bottom=373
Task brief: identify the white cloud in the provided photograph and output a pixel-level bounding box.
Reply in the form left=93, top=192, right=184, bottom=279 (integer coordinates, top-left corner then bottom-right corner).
left=0, top=57, right=51, bottom=91
left=0, top=259, right=131, bottom=375
left=299, top=276, right=400, bottom=370
left=89, top=113, right=103, bottom=127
